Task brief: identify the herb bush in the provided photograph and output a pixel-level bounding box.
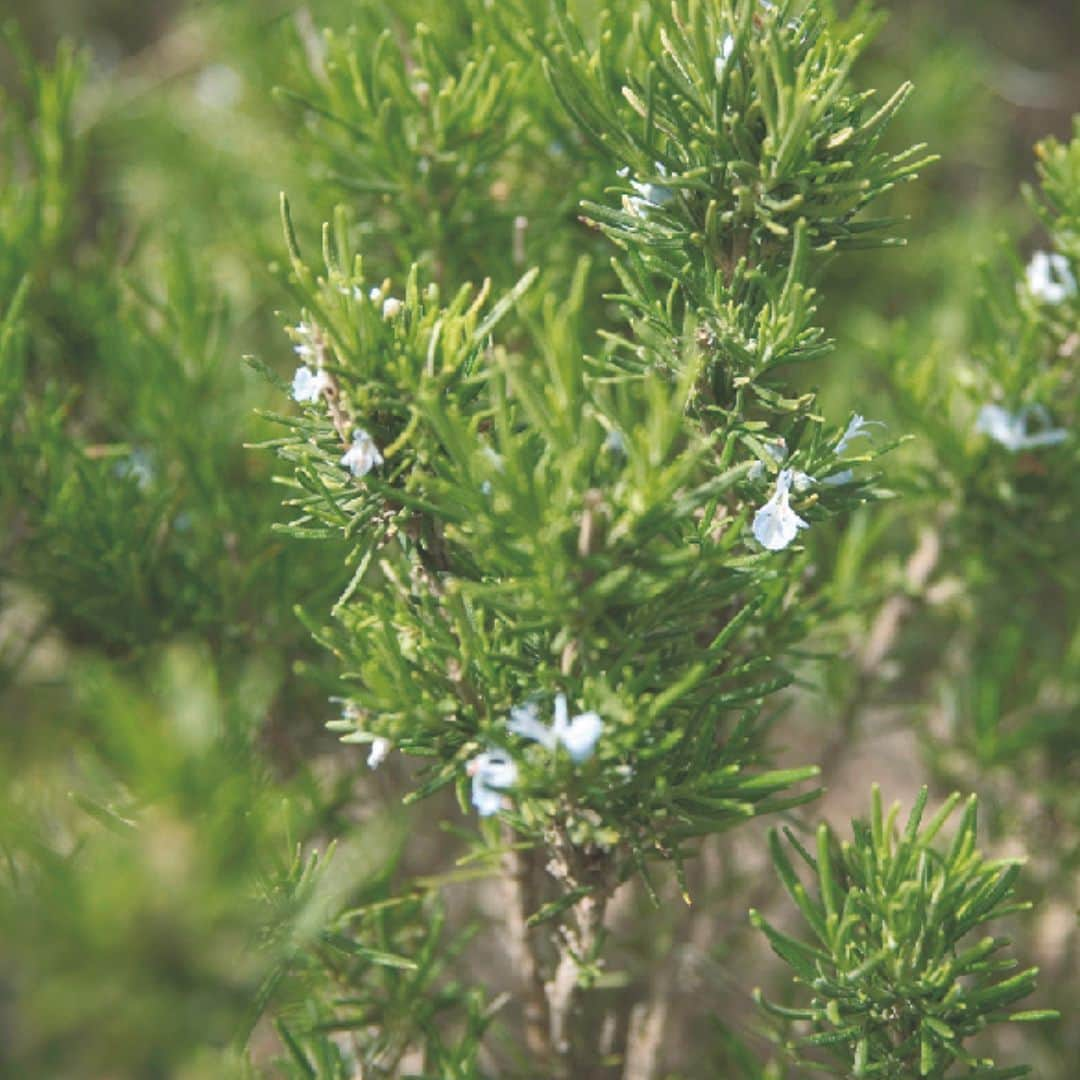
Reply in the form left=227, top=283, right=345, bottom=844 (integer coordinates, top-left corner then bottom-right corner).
left=1, top=2, right=1077, bottom=1077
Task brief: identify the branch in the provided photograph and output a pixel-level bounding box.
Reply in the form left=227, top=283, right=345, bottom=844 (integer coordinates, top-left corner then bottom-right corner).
left=499, top=824, right=553, bottom=1067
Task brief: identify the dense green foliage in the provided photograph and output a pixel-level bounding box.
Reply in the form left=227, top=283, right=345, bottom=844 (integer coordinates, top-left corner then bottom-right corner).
left=1, top=1, right=1076, bottom=1077
left=755, top=788, right=1056, bottom=1077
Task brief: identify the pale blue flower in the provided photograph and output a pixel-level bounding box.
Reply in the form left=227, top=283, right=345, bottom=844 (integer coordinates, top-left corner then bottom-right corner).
left=975, top=404, right=1067, bottom=451
left=552, top=694, right=604, bottom=763
left=835, top=414, right=883, bottom=455
left=508, top=701, right=556, bottom=749
left=752, top=468, right=809, bottom=551
left=291, top=364, right=329, bottom=404
left=508, top=694, right=604, bottom=764
left=790, top=469, right=814, bottom=493
left=815, top=414, right=883, bottom=484
left=625, top=162, right=674, bottom=218
left=341, top=428, right=384, bottom=477
left=468, top=750, right=518, bottom=816
left=1026, top=251, right=1076, bottom=305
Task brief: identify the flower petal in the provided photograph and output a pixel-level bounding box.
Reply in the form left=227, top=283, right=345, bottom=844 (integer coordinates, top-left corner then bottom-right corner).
left=468, top=751, right=518, bottom=816
left=560, top=712, right=604, bottom=763
left=367, top=737, right=391, bottom=770
left=508, top=702, right=557, bottom=749
left=752, top=469, right=809, bottom=551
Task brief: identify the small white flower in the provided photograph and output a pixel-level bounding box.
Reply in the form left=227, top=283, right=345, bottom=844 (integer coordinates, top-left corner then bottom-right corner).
left=367, top=737, right=391, bottom=770
left=1026, top=251, right=1076, bottom=305
left=382, top=297, right=403, bottom=319
left=508, top=702, right=556, bottom=750
left=369, top=286, right=384, bottom=303
left=752, top=468, right=809, bottom=551
left=552, top=694, right=604, bottom=763
left=340, top=428, right=384, bottom=477
left=467, top=750, right=518, bottom=816
left=291, top=364, right=330, bottom=403
left=975, top=404, right=1067, bottom=451
left=715, top=34, right=736, bottom=79
left=508, top=694, right=604, bottom=764
left=290, top=319, right=318, bottom=360
left=835, top=414, right=883, bottom=455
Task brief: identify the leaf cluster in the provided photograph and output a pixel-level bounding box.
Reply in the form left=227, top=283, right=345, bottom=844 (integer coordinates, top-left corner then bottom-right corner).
left=754, top=786, right=1056, bottom=1078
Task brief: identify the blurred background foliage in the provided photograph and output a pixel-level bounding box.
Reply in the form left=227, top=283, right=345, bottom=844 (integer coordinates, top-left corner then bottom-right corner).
left=1, top=0, right=1077, bottom=1077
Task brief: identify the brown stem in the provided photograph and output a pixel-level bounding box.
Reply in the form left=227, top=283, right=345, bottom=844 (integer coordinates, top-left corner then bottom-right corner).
left=541, top=824, right=614, bottom=1076
left=545, top=888, right=609, bottom=1074
left=500, top=825, right=553, bottom=1067
left=622, top=968, right=673, bottom=1080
